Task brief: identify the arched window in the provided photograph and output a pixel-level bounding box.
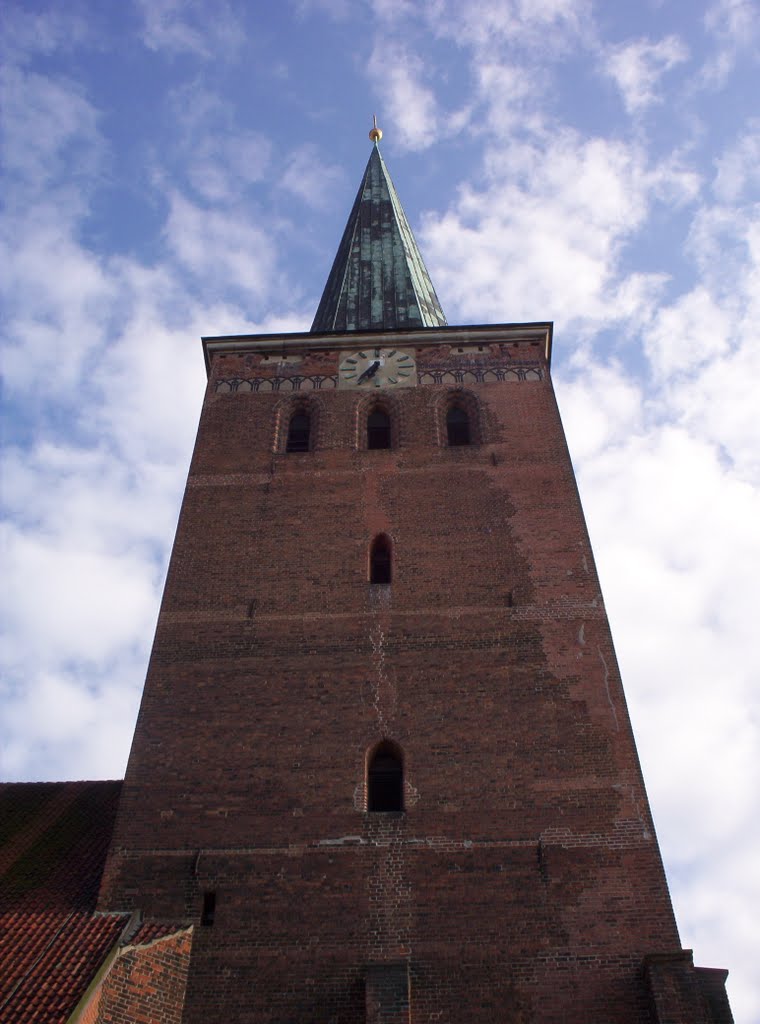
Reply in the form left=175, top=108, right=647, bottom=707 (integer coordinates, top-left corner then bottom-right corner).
left=446, top=405, right=471, bottom=446
left=369, top=535, right=392, bottom=584
left=367, top=742, right=403, bottom=812
left=367, top=409, right=391, bottom=450
left=286, top=411, right=310, bottom=452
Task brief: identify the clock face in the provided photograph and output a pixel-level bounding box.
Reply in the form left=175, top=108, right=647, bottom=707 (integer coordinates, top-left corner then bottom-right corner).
left=338, top=348, right=417, bottom=390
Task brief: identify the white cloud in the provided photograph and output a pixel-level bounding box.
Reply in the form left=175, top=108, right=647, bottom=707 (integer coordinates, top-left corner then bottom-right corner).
left=1, top=216, right=118, bottom=396
left=295, top=0, right=354, bottom=19
left=670, top=323, right=760, bottom=481
left=0, top=62, right=116, bottom=397
left=368, top=41, right=441, bottom=152
left=279, top=144, right=347, bottom=209
left=136, top=0, right=244, bottom=59
left=0, top=36, right=312, bottom=786
left=364, top=0, right=593, bottom=148
left=562, top=384, right=760, bottom=1014
left=702, top=0, right=760, bottom=84
left=1, top=522, right=159, bottom=671
left=1, top=666, right=142, bottom=781
left=0, top=6, right=91, bottom=64
left=713, top=121, right=760, bottom=203
left=603, top=35, right=689, bottom=115
left=167, top=82, right=273, bottom=203
left=473, top=62, right=541, bottom=137
left=556, top=362, right=643, bottom=460
left=0, top=64, right=103, bottom=190
left=653, top=188, right=760, bottom=480
left=370, top=0, right=417, bottom=19
left=188, top=132, right=272, bottom=203
left=427, top=0, right=592, bottom=50
left=675, top=839, right=760, bottom=1017
left=644, top=286, right=730, bottom=379
left=163, top=191, right=275, bottom=297
left=423, top=132, right=686, bottom=329
left=551, top=116, right=760, bottom=1020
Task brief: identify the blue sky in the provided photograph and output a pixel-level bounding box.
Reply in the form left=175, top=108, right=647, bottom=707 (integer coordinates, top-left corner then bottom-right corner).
left=1, top=0, right=759, bottom=1017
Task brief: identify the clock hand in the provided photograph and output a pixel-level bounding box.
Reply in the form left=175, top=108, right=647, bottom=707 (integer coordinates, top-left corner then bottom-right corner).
left=356, top=359, right=380, bottom=384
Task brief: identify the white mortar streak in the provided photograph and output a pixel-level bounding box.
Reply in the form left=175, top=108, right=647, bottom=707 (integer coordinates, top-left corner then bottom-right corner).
left=369, top=621, right=390, bottom=733
left=598, top=645, right=618, bottom=731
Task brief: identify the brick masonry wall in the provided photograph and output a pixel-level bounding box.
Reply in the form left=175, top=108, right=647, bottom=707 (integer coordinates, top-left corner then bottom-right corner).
left=100, top=329, right=716, bottom=1022
left=79, top=929, right=192, bottom=1024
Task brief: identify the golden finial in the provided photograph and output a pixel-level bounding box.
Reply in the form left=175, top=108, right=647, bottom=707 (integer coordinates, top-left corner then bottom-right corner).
left=369, top=114, right=383, bottom=144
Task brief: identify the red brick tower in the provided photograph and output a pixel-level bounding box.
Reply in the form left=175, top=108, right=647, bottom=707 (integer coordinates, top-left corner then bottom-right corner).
left=99, top=133, right=732, bottom=1022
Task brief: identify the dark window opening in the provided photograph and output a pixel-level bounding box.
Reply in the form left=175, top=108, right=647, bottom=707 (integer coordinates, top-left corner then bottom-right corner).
left=370, top=535, right=392, bottom=584
left=446, top=406, right=471, bottom=446
left=201, top=891, right=216, bottom=926
left=368, top=744, right=403, bottom=812
left=367, top=409, right=391, bottom=450
left=286, top=412, right=310, bottom=452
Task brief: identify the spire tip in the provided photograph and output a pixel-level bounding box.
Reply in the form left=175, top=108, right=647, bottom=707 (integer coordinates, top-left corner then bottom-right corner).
left=369, top=113, right=382, bottom=144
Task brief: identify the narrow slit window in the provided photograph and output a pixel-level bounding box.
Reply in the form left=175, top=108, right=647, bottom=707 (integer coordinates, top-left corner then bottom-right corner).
left=201, top=891, right=216, bottom=927
left=367, top=409, right=391, bottom=450
left=368, top=744, right=403, bottom=812
left=446, top=406, right=471, bottom=446
left=286, top=412, right=311, bottom=453
left=370, top=535, right=392, bottom=584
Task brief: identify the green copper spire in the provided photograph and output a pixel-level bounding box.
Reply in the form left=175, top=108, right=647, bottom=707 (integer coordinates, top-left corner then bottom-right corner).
left=311, top=130, right=447, bottom=333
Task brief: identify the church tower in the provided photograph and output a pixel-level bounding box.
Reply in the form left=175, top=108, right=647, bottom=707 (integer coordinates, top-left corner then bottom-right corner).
left=99, top=128, right=732, bottom=1023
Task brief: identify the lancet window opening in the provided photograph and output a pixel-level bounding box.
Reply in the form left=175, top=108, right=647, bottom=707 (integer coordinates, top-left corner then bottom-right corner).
left=367, top=408, right=392, bottom=450
left=367, top=742, right=404, bottom=812
left=369, top=534, right=392, bottom=584
left=286, top=410, right=311, bottom=452
left=201, top=891, right=216, bottom=927
left=446, top=405, right=471, bottom=446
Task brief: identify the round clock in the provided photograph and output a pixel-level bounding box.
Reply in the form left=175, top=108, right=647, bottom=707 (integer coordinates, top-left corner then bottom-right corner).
left=339, top=348, right=416, bottom=389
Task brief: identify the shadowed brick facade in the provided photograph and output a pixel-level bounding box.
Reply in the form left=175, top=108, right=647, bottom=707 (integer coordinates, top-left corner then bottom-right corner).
left=97, top=319, right=732, bottom=1020
left=3, top=139, right=728, bottom=1022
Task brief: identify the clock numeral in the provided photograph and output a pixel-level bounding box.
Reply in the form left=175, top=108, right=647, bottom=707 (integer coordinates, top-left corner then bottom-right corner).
left=388, top=376, right=398, bottom=384
left=343, top=372, right=357, bottom=379
left=398, top=371, right=411, bottom=378
left=358, top=352, right=367, bottom=359
left=345, top=357, right=357, bottom=365
left=387, top=350, right=397, bottom=358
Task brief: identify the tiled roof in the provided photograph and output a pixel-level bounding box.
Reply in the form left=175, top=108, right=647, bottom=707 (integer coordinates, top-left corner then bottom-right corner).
left=0, top=781, right=122, bottom=911
left=0, top=781, right=128, bottom=1023
left=0, top=909, right=128, bottom=1023
left=127, top=919, right=190, bottom=946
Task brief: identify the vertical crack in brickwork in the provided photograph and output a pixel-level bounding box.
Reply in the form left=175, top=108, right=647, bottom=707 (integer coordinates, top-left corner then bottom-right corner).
left=598, top=645, right=619, bottom=732
left=369, top=621, right=396, bottom=734
left=367, top=820, right=413, bottom=962
left=627, top=785, right=651, bottom=841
